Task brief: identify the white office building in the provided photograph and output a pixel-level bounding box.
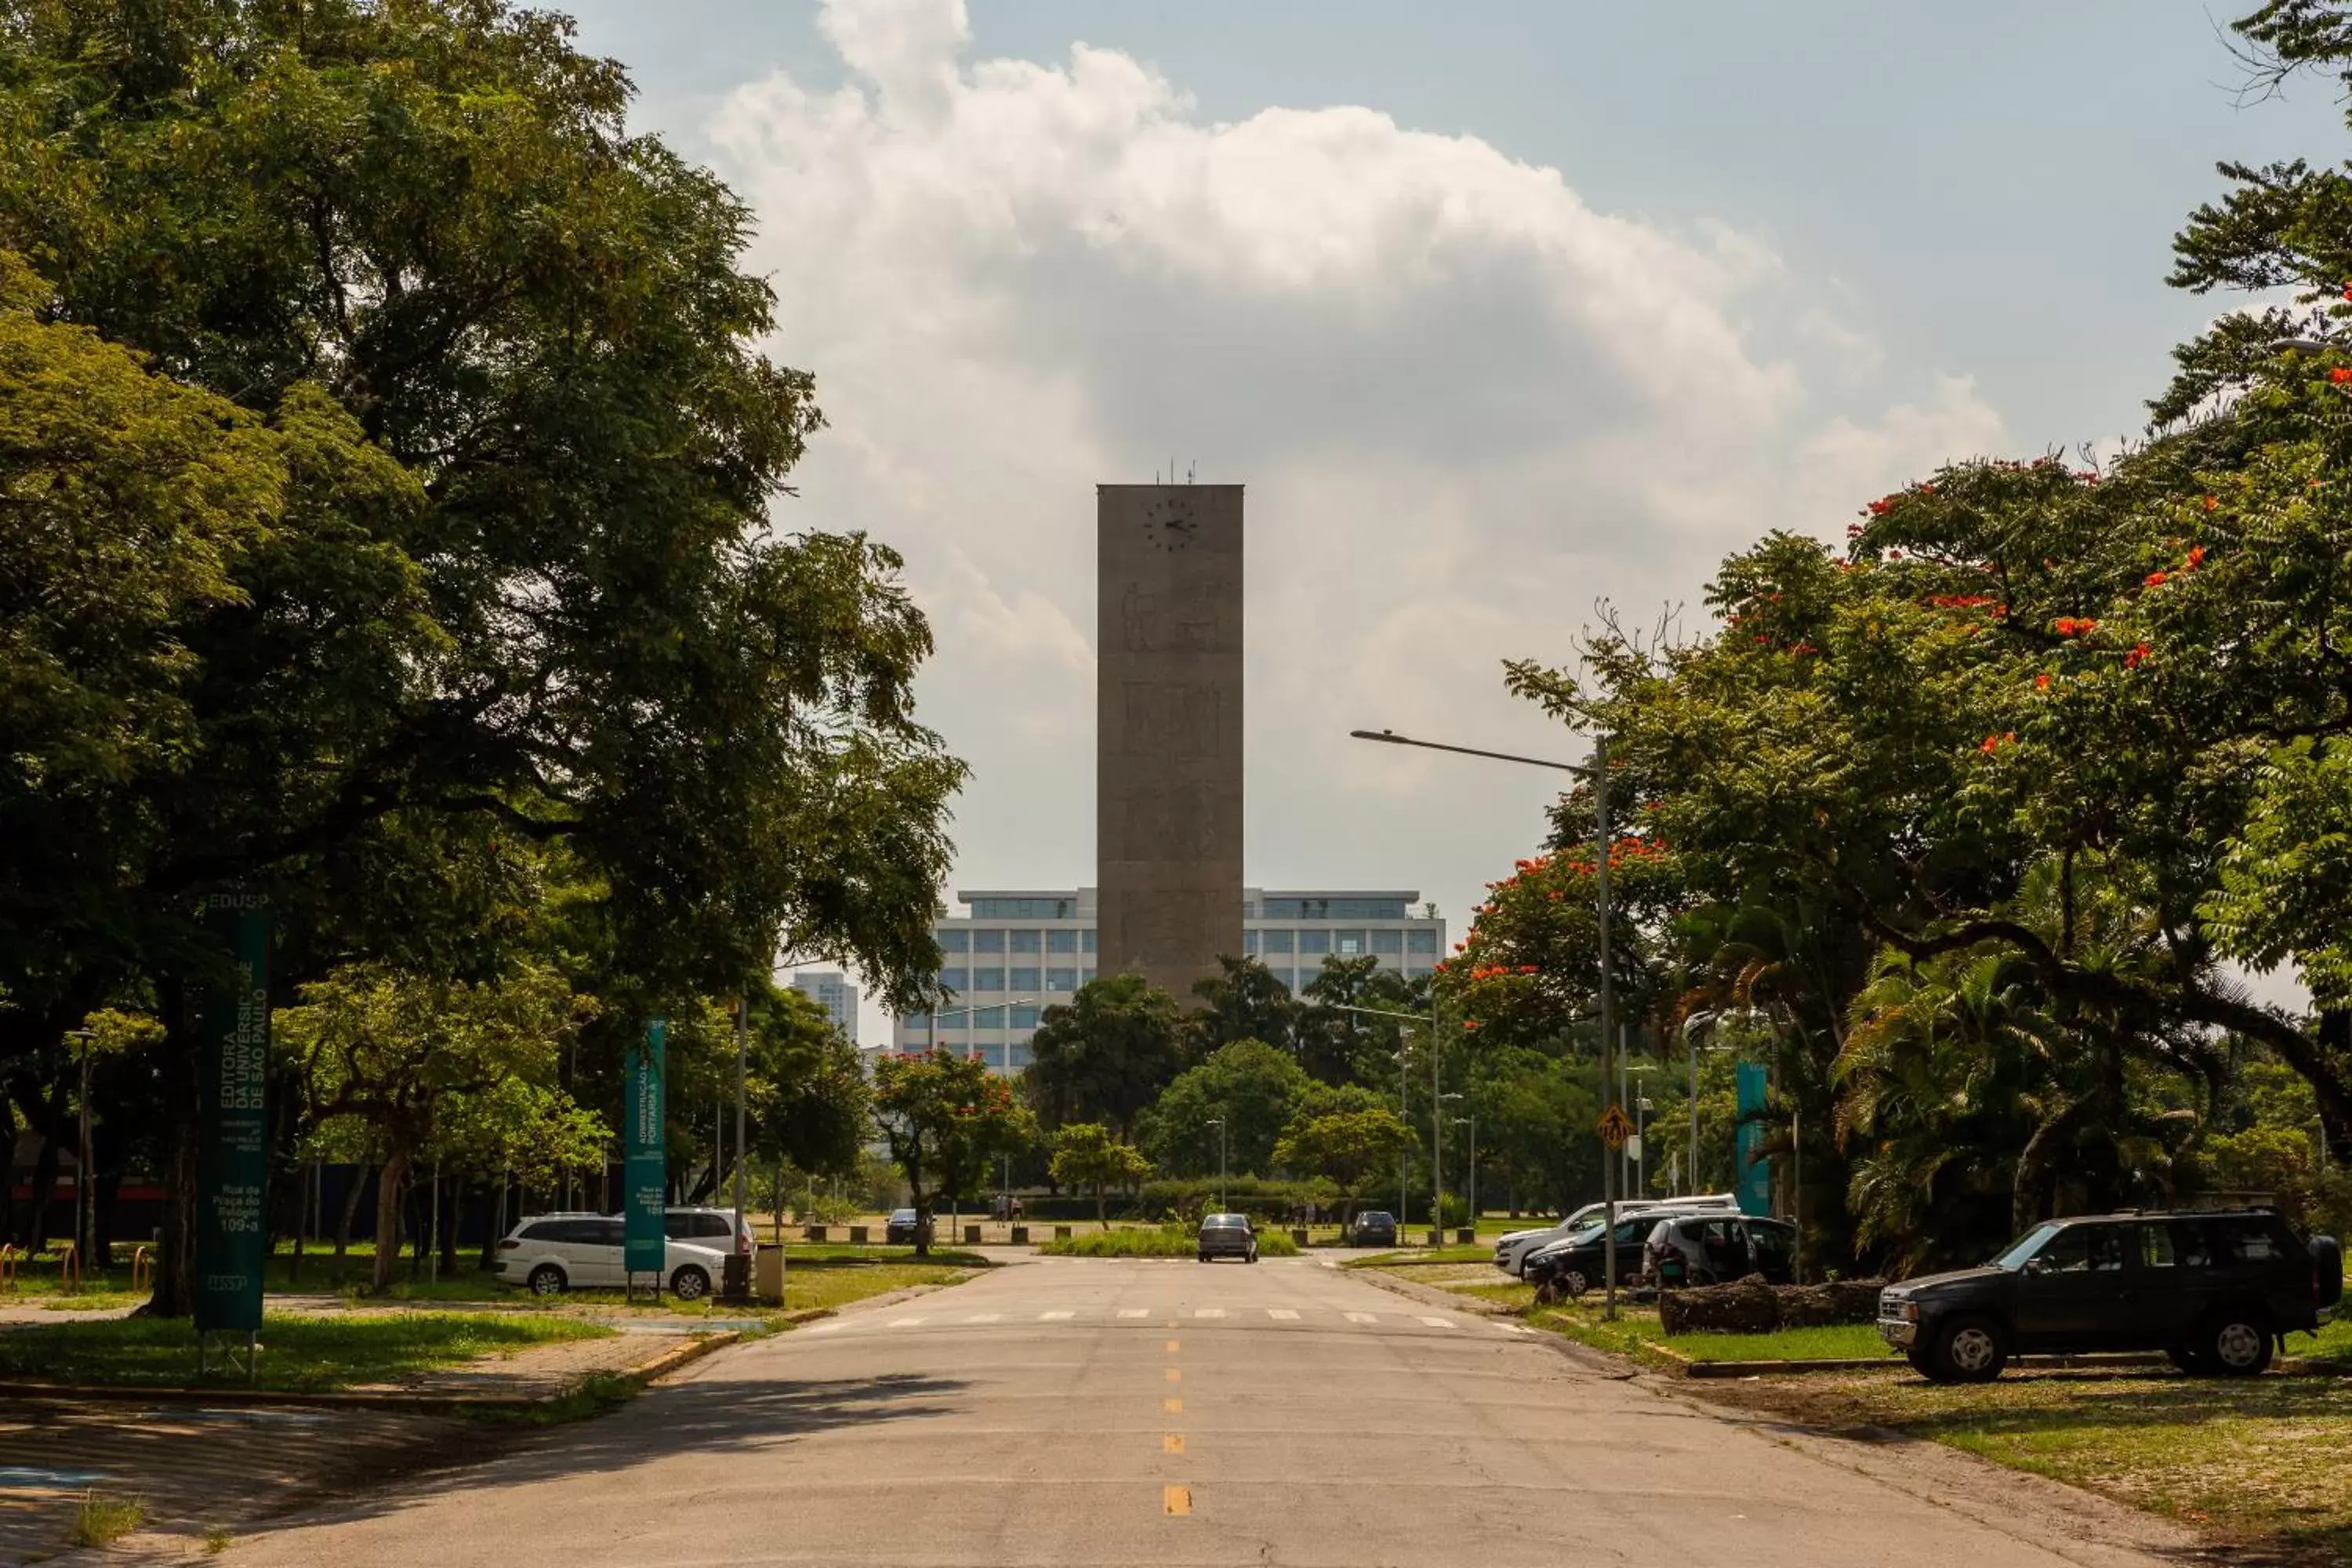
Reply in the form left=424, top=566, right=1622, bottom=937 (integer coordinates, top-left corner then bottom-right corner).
left=791, top=971, right=860, bottom=1040
left=894, top=888, right=1446, bottom=1073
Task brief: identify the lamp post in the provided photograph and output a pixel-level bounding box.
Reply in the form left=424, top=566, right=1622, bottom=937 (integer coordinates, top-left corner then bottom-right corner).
left=1628, top=1065, right=1653, bottom=1201
left=1454, top=1114, right=1476, bottom=1230
left=725, top=993, right=751, bottom=1301
left=1207, top=1118, right=1227, bottom=1211
left=66, top=1028, right=96, bottom=1270
left=1438, top=1091, right=1462, bottom=1239
left=1349, top=726, right=1623, bottom=1317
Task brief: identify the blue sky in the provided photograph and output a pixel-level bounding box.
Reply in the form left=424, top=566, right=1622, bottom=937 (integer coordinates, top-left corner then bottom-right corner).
left=552, top=1, right=2333, bottom=1025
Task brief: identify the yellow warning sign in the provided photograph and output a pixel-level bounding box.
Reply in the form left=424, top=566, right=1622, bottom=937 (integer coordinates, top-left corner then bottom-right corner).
left=1597, top=1104, right=1635, bottom=1149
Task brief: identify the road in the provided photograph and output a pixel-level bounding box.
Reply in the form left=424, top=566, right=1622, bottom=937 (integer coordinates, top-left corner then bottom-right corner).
left=224, top=1254, right=2180, bottom=1567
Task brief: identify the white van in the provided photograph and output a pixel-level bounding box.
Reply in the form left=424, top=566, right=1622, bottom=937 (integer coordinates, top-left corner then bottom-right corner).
left=1492, top=1193, right=1740, bottom=1278
left=495, top=1212, right=733, bottom=1299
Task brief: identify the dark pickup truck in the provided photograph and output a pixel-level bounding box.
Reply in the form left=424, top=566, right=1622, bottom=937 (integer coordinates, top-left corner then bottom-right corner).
left=1879, top=1209, right=2343, bottom=1383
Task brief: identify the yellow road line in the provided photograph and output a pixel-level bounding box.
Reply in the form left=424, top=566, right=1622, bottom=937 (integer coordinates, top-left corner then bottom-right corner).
left=1163, top=1433, right=1185, bottom=1454
left=1163, top=1397, right=1182, bottom=1414
left=1163, top=1484, right=1191, bottom=1515
left=1166, top=1338, right=1181, bottom=1352
left=1165, top=1367, right=1181, bottom=1383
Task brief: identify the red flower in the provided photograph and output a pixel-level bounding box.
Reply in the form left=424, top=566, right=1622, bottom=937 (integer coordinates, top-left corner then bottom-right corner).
left=1980, top=734, right=2002, bottom=754
left=1462, top=1020, right=1479, bottom=1032
left=2053, top=616, right=2098, bottom=637
left=2125, top=641, right=2151, bottom=670
left=1867, top=498, right=1893, bottom=516
left=2202, top=495, right=2218, bottom=511
left=2034, top=673, right=2051, bottom=691
left=2187, top=544, right=2206, bottom=568
left=2333, top=368, right=2352, bottom=384
left=1547, top=891, right=1564, bottom=903
left=2145, top=570, right=2169, bottom=587
left=1517, top=965, right=1537, bottom=975
left=1846, top=524, right=1864, bottom=537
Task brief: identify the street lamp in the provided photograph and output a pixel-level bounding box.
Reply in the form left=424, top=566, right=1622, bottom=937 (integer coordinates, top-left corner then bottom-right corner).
left=1628, top=1065, right=1654, bottom=1200
left=1453, top=1114, right=1476, bottom=1230
left=1438, top=1091, right=1463, bottom=1239
left=1206, top=1118, right=1227, bottom=1210
left=1349, top=725, right=1625, bottom=1318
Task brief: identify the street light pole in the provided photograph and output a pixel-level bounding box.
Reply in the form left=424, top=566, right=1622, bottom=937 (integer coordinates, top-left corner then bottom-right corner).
left=1207, top=1119, right=1227, bottom=1210
left=1454, top=1115, right=1475, bottom=1228
left=67, top=1029, right=95, bottom=1270
left=1438, top=1091, right=1462, bottom=1241
left=728, top=993, right=750, bottom=1301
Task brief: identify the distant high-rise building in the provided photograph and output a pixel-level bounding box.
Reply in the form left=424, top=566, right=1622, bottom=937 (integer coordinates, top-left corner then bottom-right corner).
left=894, top=887, right=1444, bottom=1073
left=791, top=971, right=859, bottom=1040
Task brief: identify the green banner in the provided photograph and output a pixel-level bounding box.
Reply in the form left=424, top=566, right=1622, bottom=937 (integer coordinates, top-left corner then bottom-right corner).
left=194, top=895, right=270, bottom=1333
left=1734, top=1061, right=1772, bottom=1218
left=624, top=1017, right=667, bottom=1276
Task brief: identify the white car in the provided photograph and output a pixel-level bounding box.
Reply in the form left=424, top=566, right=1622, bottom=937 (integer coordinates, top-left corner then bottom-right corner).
left=495, top=1213, right=732, bottom=1300
left=1493, top=1193, right=1741, bottom=1278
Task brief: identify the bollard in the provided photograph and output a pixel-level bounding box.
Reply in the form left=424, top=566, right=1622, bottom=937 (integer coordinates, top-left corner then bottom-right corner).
left=804, top=1224, right=828, bottom=1243
left=132, top=1245, right=151, bottom=1294
left=848, top=1225, right=869, bottom=1245
left=962, top=1224, right=981, bottom=1245
left=1291, top=1228, right=1308, bottom=1247
left=1054, top=1225, right=1073, bottom=1240
left=1010, top=1225, right=1029, bottom=1244
left=0, top=1243, right=15, bottom=1292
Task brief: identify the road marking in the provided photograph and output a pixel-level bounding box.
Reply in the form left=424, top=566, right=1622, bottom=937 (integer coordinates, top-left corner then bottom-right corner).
left=1163, top=1433, right=1185, bottom=1454
left=1117, top=1308, right=1149, bottom=1319
left=1163, top=1397, right=1182, bottom=1414
left=888, top=1317, right=927, bottom=1327
left=1193, top=1308, right=1225, bottom=1319
left=1417, top=1316, right=1457, bottom=1328
left=1166, top=1367, right=1182, bottom=1383
left=1345, top=1312, right=1378, bottom=1324
left=1040, top=1310, right=1074, bottom=1320
left=1497, top=1322, right=1534, bottom=1334
left=1166, top=1339, right=1181, bottom=1352
left=1163, top=1484, right=1191, bottom=1516
left=1266, top=1308, right=1299, bottom=1320
left=805, top=1323, right=843, bottom=1334
left=965, top=1313, right=1002, bottom=1323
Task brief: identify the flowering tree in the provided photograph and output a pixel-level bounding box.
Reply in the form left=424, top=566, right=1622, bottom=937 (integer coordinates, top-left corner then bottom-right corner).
left=873, top=1049, right=1036, bottom=1257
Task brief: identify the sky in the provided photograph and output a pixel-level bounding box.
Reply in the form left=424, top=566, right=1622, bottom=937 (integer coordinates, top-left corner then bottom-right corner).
left=551, top=0, right=2340, bottom=1037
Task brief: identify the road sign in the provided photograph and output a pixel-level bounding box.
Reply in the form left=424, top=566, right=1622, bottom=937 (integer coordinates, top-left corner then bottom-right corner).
left=1597, top=1103, right=1635, bottom=1149
left=194, top=894, right=270, bottom=1335
left=624, top=1018, right=668, bottom=1276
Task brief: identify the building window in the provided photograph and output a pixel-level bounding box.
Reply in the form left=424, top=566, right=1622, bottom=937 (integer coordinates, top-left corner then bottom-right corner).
left=1011, top=1004, right=1040, bottom=1029
left=1301, top=929, right=1332, bottom=955
left=1009, top=1042, right=1034, bottom=1069
left=940, top=967, right=967, bottom=993
left=1009, top=967, right=1041, bottom=991
left=973, top=928, right=1006, bottom=953
left=970, top=897, right=1076, bottom=919
left=1406, top=928, right=1439, bottom=955
left=1335, top=930, right=1366, bottom=955
left=1406, top=965, right=1434, bottom=982
left=1047, top=929, right=1078, bottom=954
left=936, top=928, right=969, bottom=953
left=902, top=1012, right=931, bottom=1032
left=1010, top=929, right=1042, bottom=954
left=1261, top=929, right=1294, bottom=955
left=1372, top=929, right=1403, bottom=954
left=1263, top=897, right=1409, bottom=920
left=1080, top=968, right=1096, bottom=987
left=936, top=1010, right=966, bottom=1032
left=1046, top=967, right=1078, bottom=993
left=1243, top=930, right=1260, bottom=955
left=972, top=967, right=1005, bottom=992
left=974, top=1006, right=1006, bottom=1030
left=1081, top=928, right=1098, bottom=953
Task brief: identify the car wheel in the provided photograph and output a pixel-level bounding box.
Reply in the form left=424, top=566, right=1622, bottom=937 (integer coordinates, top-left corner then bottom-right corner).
left=1559, top=1267, right=1591, bottom=1300
left=1198, top=1253, right=1209, bottom=1263
left=527, top=1264, right=567, bottom=1297
left=1926, top=1314, right=2009, bottom=1383
left=670, top=1265, right=710, bottom=1301
left=2203, top=1311, right=2273, bottom=1376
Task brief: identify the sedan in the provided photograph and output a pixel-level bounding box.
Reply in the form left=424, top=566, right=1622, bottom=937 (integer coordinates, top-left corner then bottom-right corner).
left=1197, top=1213, right=1259, bottom=1263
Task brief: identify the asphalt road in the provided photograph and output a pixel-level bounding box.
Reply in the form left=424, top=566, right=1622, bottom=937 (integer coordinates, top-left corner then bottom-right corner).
left=223, top=1254, right=2180, bottom=1567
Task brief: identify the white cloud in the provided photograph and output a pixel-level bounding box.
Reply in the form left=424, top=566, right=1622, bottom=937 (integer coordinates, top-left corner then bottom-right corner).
left=707, top=0, right=2008, bottom=1029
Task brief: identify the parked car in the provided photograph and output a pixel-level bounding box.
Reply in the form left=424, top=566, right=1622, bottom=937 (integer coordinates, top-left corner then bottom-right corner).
left=494, top=1213, right=733, bottom=1299
left=1350, top=1210, right=1399, bottom=1247
left=664, top=1205, right=756, bottom=1265
left=885, top=1207, right=927, bottom=1245
left=1644, top=1214, right=1798, bottom=1287
left=1523, top=1206, right=1693, bottom=1298
left=1197, top=1212, right=1259, bottom=1263
left=1878, top=1209, right=2344, bottom=1384
left=1496, top=1194, right=1739, bottom=1279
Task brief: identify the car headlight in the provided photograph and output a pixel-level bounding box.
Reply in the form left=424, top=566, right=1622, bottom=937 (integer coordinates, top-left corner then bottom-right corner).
left=1900, top=1301, right=1918, bottom=1322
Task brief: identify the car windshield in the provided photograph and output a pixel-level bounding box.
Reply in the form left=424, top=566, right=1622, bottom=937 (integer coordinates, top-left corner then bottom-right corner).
left=1991, top=1222, right=2063, bottom=1270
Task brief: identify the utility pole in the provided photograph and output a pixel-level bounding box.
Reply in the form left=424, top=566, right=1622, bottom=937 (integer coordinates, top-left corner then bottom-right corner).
left=726, top=993, right=751, bottom=1301
left=1595, top=733, right=1618, bottom=1320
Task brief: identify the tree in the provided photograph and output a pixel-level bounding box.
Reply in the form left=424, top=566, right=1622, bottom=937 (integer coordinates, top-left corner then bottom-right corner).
left=1297, top=956, right=1420, bottom=1086
left=1188, top=956, right=1299, bottom=1058
left=1272, top=1107, right=1414, bottom=1221
left=1138, top=1039, right=1310, bottom=1178
left=1048, top=1123, right=1152, bottom=1227
left=0, top=2, right=964, bottom=1312
left=1022, top=974, right=1182, bottom=1142
left=873, top=1050, right=1036, bottom=1258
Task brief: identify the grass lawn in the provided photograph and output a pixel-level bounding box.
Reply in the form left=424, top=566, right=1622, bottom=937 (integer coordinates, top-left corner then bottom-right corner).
left=0, top=1312, right=608, bottom=1392
left=1343, top=1244, right=1493, bottom=1269
left=782, top=1258, right=974, bottom=1312
left=1039, top=1226, right=1301, bottom=1258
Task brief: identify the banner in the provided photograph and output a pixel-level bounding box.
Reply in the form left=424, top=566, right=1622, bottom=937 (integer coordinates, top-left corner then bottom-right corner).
left=194, top=895, right=270, bottom=1333
left=624, top=1017, right=667, bottom=1276
left=1733, top=1061, right=1771, bottom=1218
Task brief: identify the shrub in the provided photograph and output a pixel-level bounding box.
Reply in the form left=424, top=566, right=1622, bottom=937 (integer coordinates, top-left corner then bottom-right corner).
left=1037, top=1224, right=1301, bottom=1257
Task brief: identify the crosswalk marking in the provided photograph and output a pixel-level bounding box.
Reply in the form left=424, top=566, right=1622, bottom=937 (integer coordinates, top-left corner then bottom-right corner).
left=1117, top=1308, right=1149, bottom=1319
left=806, top=1322, right=842, bottom=1334
left=965, top=1313, right=1002, bottom=1323
left=1192, top=1308, right=1226, bottom=1319
left=888, top=1317, right=927, bottom=1327
left=1266, top=1308, right=1299, bottom=1320
left=1040, top=1310, right=1073, bottom=1320
left=1345, top=1312, right=1378, bottom=1324
left=1417, top=1316, right=1456, bottom=1329
left=1497, top=1323, right=1534, bottom=1334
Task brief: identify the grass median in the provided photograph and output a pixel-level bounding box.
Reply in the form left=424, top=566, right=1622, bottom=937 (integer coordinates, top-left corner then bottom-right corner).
left=0, top=1311, right=610, bottom=1392
left=1038, top=1226, right=1301, bottom=1258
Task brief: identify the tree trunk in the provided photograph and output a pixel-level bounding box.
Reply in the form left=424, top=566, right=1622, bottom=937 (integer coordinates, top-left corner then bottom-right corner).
left=145, top=993, right=202, bottom=1318
left=23, top=1129, right=58, bottom=1254
left=334, top=1163, right=368, bottom=1286
left=371, top=1150, right=410, bottom=1294
left=438, top=1177, right=460, bottom=1279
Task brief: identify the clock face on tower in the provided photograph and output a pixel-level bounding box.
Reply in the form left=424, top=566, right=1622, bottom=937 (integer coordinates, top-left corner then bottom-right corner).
left=1141, top=493, right=1200, bottom=550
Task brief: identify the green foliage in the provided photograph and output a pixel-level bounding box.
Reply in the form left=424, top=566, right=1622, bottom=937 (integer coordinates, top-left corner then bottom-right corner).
left=1138, top=1038, right=1309, bottom=1178
left=0, top=1310, right=605, bottom=1392
left=1022, top=973, right=1182, bottom=1139
left=1037, top=1225, right=1299, bottom=1258
left=873, top=1049, right=1036, bottom=1255
left=1047, top=1122, right=1152, bottom=1225
left=1272, top=1106, right=1414, bottom=1199
left=1134, top=1175, right=1334, bottom=1223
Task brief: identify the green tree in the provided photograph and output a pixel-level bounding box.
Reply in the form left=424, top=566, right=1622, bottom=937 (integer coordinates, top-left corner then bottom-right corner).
left=1138, top=1039, right=1310, bottom=1178
left=1272, top=1107, right=1414, bottom=1221
left=873, top=1050, right=1036, bottom=1258
left=1189, top=956, right=1299, bottom=1058
left=1298, top=956, right=1420, bottom=1086
left=1048, top=1122, right=1153, bottom=1227
left=1022, top=974, right=1182, bottom=1142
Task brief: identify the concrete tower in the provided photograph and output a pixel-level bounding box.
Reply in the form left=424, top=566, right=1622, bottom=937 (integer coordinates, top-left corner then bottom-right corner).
left=1095, top=484, right=1245, bottom=1004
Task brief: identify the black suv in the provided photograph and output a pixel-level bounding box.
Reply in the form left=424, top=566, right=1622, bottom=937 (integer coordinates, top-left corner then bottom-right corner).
left=1879, top=1210, right=2343, bottom=1383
